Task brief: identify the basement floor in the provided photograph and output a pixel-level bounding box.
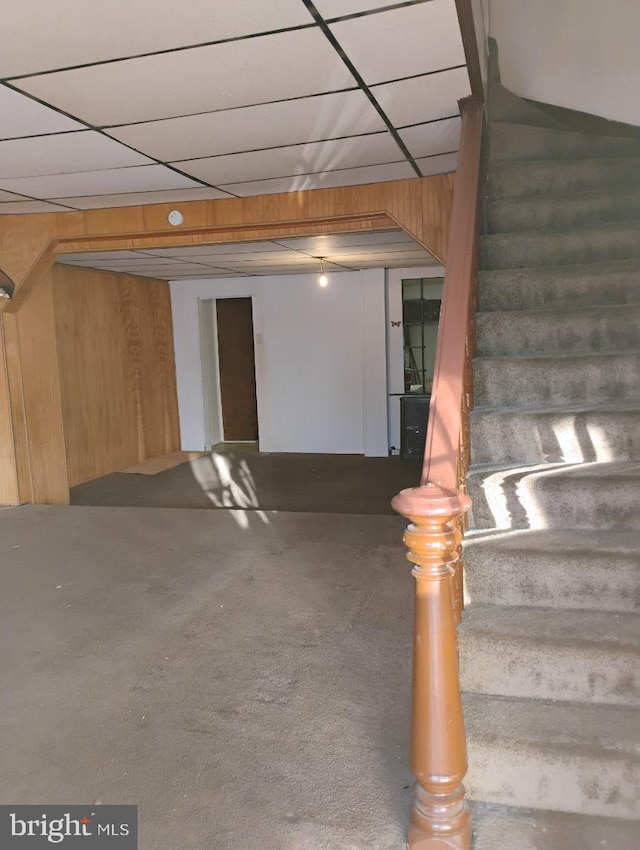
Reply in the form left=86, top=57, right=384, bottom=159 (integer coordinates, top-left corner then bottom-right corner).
left=70, top=451, right=421, bottom=514
left=1, top=504, right=414, bottom=849
left=4, top=457, right=632, bottom=848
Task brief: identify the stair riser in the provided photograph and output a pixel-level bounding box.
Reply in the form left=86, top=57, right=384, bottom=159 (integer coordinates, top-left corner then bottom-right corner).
left=479, top=265, right=640, bottom=312
left=460, top=635, right=640, bottom=706
left=487, top=192, right=640, bottom=234
left=466, top=745, right=640, bottom=820
left=463, top=548, right=640, bottom=612
left=467, top=469, right=640, bottom=531
left=474, top=353, right=640, bottom=408
left=476, top=307, right=640, bottom=356
left=481, top=225, right=640, bottom=270
left=470, top=409, right=640, bottom=465
left=489, top=159, right=640, bottom=200
left=489, top=123, right=640, bottom=162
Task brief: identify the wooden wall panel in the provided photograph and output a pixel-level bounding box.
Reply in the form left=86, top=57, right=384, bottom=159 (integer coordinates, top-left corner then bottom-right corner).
left=52, top=265, right=180, bottom=488
left=2, top=270, right=69, bottom=504
left=0, top=320, right=20, bottom=504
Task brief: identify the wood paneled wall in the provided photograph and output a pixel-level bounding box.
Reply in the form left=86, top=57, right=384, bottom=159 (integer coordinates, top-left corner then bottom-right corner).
left=2, top=270, right=69, bottom=504
left=52, top=265, right=180, bottom=488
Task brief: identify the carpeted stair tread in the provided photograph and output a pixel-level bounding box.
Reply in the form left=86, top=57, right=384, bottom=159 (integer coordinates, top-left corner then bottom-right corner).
left=481, top=219, right=640, bottom=270
left=464, top=694, right=640, bottom=820
left=470, top=403, right=640, bottom=465
left=476, top=302, right=640, bottom=356
left=489, top=121, right=640, bottom=162
left=474, top=348, right=640, bottom=408
left=489, top=157, right=640, bottom=200
left=471, top=803, right=640, bottom=850
left=488, top=186, right=640, bottom=234
left=478, top=259, right=640, bottom=311
left=459, top=604, right=640, bottom=706
left=464, top=529, right=640, bottom=612
left=466, top=460, right=640, bottom=532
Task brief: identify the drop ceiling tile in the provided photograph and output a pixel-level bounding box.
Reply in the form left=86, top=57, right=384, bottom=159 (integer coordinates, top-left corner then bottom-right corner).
left=16, top=29, right=356, bottom=126
left=170, top=271, right=250, bottom=279
left=330, top=0, right=465, bottom=84
left=0, top=85, right=84, bottom=139
left=313, top=1, right=390, bottom=16
left=58, top=251, right=150, bottom=262
left=175, top=133, right=401, bottom=185
left=0, top=165, right=200, bottom=199
left=0, top=200, right=71, bottom=214
left=0, top=190, right=31, bottom=202
left=276, top=231, right=414, bottom=251
left=0, top=132, right=153, bottom=179
left=1, top=0, right=313, bottom=78
left=372, top=67, right=470, bottom=127
left=353, top=255, right=439, bottom=268
left=107, top=90, right=386, bottom=162
left=55, top=187, right=234, bottom=209
left=219, top=161, right=414, bottom=196
left=327, top=249, right=430, bottom=262
left=140, top=242, right=285, bottom=258
left=416, top=151, right=458, bottom=175
left=161, top=251, right=304, bottom=264
left=399, top=116, right=461, bottom=159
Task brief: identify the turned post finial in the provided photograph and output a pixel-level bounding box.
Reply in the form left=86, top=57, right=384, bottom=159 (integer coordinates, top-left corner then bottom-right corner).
left=392, top=483, right=472, bottom=850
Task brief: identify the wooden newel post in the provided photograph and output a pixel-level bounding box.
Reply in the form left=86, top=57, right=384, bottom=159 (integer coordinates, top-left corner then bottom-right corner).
left=392, top=483, right=472, bottom=850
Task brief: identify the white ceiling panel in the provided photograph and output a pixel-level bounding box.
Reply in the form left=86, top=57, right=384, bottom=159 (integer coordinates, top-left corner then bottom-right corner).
left=107, top=89, right=386, bottom=162
left=175, top=133, right=401, bottom=185
left=276, top=230, right=412, bottom=251
left=0, top=85, right=84, bottom=139
left=56, top=187, right=234, bottom=210
left=140, top=242, right=286, bottom=258
left=327, top=249, right=430, bottom=261
left=313, top=1, right=392, bottom=16
left=58, top=251, right=151, bottom=262
left=416, top=151, right=458, bottom=175
left=16, top=29, right=356, bottom=127
left=171, top=271, right=250, bottom=279
left=220, top=161, right=414, bottom=196
left=0, top=190, right=31, bottom=202
left=1, top=0, right=313, bottom=78
left=0, top=201, right=72, bottom=215
left=372, top=67, right=470, bottom=127
left=0, top=132, right=153, bottom=179
left=330, top=1, right=465, bottom=84
left=399, top=116, right=461, bottom=159
left=0, top=165, right=201, bottom=199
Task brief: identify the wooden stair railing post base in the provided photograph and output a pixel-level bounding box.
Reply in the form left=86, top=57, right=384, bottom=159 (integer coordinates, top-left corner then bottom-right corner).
left=391, top=483, right=472, bottom=850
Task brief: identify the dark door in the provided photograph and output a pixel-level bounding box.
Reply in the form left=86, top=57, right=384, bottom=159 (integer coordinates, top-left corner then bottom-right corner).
left=216, top=297, right=258, bottom=441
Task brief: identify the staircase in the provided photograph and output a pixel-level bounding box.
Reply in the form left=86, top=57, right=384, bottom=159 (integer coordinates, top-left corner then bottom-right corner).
left=459, top=65, right=640, bottom=848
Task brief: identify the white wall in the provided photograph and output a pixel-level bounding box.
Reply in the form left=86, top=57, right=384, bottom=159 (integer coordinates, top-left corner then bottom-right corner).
left=491, top=0, right=640, bottom=127
left=170, top=269, right=388, bottom=457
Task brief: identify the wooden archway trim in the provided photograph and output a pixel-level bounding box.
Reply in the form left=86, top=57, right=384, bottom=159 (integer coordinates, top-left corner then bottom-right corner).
left=0, top=174, right=453, bottom=313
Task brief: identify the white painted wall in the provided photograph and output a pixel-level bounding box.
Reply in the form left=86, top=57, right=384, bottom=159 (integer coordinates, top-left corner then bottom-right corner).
left=491, top=0, right=640, bottom=127
left=170, top=269, right=388, bottom=456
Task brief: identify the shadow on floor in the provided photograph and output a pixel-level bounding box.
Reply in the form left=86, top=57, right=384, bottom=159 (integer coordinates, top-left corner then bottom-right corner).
left=71, top=452, right=422, bottom=516
left=0, top=505, right=414, bottom=849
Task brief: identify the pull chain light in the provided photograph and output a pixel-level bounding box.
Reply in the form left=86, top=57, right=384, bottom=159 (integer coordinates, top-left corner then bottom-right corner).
left=318, top=257, right=328, bottom=288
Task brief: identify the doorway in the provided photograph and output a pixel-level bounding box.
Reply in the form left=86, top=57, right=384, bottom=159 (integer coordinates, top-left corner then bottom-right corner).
left=215, top=297, right=258, bottom=442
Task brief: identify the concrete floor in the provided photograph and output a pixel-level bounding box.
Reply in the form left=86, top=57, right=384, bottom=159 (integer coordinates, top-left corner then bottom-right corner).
left=0, top=504, right=414, bottom=849
left=71, top=452, right=421, bottom=515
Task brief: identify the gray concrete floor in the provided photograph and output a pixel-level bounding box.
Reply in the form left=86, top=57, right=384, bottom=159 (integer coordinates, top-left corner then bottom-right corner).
left=71, top=452, right=422, bottom=515
left=0, top=504, right=414, bottom=849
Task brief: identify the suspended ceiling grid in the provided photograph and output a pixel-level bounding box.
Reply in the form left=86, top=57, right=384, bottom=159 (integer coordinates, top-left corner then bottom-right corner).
left=0, top=0, right=469, bottom=214
left=57, top=229, right=440, bottom=279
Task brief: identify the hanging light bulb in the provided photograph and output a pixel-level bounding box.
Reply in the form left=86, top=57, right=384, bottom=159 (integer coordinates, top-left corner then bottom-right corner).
left=318, top=257, right=328, bottom=287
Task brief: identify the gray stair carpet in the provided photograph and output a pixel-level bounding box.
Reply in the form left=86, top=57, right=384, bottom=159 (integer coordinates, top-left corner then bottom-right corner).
left=463, top=44, right=640, bottom=849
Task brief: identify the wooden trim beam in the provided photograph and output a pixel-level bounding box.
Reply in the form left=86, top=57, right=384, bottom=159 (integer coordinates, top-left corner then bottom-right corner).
left=0, top=175, right=454, bottom=313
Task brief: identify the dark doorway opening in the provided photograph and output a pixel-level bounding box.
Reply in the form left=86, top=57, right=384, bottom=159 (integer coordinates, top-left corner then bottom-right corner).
left=216, top=297, right=258, bottom=442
